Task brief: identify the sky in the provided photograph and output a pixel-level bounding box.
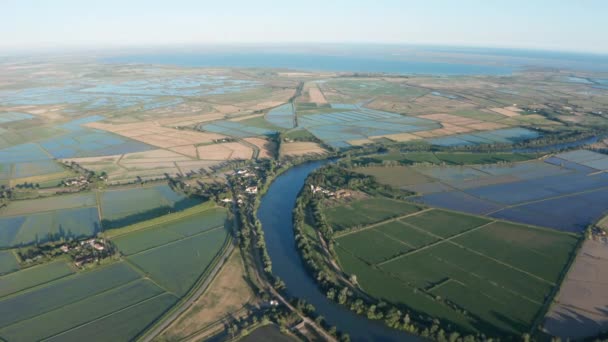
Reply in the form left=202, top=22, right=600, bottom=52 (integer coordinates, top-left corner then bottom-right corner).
left=1, top=0, right=607, bottom=54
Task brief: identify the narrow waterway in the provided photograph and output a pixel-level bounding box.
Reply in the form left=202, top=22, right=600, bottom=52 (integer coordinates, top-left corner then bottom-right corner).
left=257, top=161, right=419, bottom=342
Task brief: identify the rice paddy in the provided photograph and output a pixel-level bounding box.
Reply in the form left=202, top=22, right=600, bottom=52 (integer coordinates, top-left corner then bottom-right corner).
left=335, top=208, right=579, bottom=335
left=0, top=202, right=230, bottom=341
left=355, top=150, right=608, bottom=233
left=100, top=184, right=201, bottom=228
left=323, top=197, right=422, bottom=231
left=265, top=103, right=295, bottom=128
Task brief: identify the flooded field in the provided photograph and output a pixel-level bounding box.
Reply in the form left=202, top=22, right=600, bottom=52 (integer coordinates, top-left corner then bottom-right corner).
left=396, top=150, right=608, bottom=232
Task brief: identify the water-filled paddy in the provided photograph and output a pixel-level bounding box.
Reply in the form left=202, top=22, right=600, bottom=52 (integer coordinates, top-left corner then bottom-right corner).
left=410, top=150, right=608, bottom=232
left=100, top=184, right=201, bottom=228
left=265, top=103, right=295, bottom=128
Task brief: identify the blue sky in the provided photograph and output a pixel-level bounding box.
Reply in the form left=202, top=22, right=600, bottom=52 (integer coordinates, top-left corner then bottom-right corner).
left=1, top=0, right=606, bottom=53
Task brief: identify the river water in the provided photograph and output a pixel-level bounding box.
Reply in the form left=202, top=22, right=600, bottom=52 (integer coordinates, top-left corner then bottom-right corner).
left=257, top=161, right=419, bottom=342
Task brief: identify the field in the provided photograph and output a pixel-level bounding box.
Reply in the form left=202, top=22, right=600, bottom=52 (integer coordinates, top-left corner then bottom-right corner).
left=544, top=238, right=608, bottom=339
left=100, top=184, right=201, bottom=228
left=0, top=203, right=230, bottom=341
left=281, top=141, right=327, bottom=157
left=335, top=208, right=579, bottom=335
left=112, top=202, right=230, bottom=296
left=113, top=207, right=227, bottom=255
left=265, top=103, right=295, bottom=129
left=161, top=249, right=256, bottom=340
left=127, top=227, right=229, bottom=296
left=361, top=150, right=608, bottom=233
left=0, top=206, right=101, bottom=248
left=0, top=251, right=19, bottom=275
left=323, top=197, right=422, bottom=231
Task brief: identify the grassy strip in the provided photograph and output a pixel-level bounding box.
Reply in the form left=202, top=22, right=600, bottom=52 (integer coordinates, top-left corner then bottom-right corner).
left=103, top=201, right=217, bottom=239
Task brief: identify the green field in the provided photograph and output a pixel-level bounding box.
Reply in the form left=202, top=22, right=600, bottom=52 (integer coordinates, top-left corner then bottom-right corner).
left=0, top=261, right=74, bottom=298
left=0, top=262, right=140, bottom=328
left=45, top=293, right=178, bottom=342
left=0, top=251, right=19, bottom=275
left=127, top=227, right=228, bottom=296
left=0, top=204, right=230, bottom=341
left=100, top=184, right=201, bottom=228
left=0, top=279, right=165, bottom=341
left=401, top=209, right=491, bottom=238
left=324, top=197, right=421, bottom=231
left=113, top=207, right=227, bottom=255
left=334, top=207, right=578, bottom=335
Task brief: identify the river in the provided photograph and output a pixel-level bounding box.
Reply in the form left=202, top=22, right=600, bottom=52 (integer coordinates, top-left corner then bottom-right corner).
left=257, top=161, right=419, bottom=342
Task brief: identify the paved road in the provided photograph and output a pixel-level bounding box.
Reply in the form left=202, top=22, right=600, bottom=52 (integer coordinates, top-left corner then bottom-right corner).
left=140, top=241, right=236, bottom=342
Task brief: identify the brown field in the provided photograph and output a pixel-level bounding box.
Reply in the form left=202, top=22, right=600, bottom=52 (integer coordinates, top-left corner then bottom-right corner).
left=229, top=113, right=264, bottom=122
left=176, top=160, right=223, bottom=174
left=489, top=107, right=521, bottom=117
left=160, top=249, right=256, bottom=340
left=86, top=121, right=226, bottom=148
left=243, top=137, right=276, bottom=159
left=169, top=145, right=199, bottom=158
left=281, top=142, right=327, bottom=157
left=155, top=112, right=226, bottom=126
left=543, top=238, right=608, bottom=339
left=347, top=138, right=375, bottom=146
left=369, top=133, right=421, bottom=142
left=197, top=142, right=253, bottom=160
left=214, top=104, right=242, bottom=114
left=308, top=86, right=328, bottom=104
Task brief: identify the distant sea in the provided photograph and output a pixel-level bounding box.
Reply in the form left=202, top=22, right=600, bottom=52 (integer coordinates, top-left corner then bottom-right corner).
left=103, top=52, right=513, bottom=76
left=102, top=46, right=608, bottom=75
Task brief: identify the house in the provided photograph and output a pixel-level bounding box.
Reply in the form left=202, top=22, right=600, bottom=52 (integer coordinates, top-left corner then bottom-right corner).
left=245, top=186, right=258, bottom=194
left=60, top=245, right=70, bottom=253
left=92, top=243, right=105, bottom=251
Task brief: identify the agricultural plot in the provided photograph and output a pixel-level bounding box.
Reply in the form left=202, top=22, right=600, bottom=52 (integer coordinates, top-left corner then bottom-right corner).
left=299, top=107, right=441, bottom=148
left=281, top=141, right=327, bottom=157
left=113, top=207, right=227, bottom=255
left=323, top=197, right=422, bottom=231
left=428, top=127, right=540, bottom=146
left=100, top=184, right=201, bottom=228
left=335, top=208, right=578, bottom=335
left=544, top=239, right=608, bottom=339
left=0, top=142, right=72, bottom=186
left=0, top=262, right=140, bottom=328
left=0, top=279, right=166, bottom=342
left=45, top=293, right=178, bottom=342
left=39, top=116, right=155, bottom=158
left=127, top=227, right=229, bottom=296
left=0, top=251, right=19, bottom=275
left=200, top=120, right=277, bottom=137
left=0, top=204, right=101, bottom=247
left=406, top=150, right=608, bottom=232
left=265, top=103, right=295, bottom=128
left=0, top=261, right=74, bottom=298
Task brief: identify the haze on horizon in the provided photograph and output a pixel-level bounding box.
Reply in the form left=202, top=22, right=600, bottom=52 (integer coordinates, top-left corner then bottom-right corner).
left=1, top=0, right=607, bottom=55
